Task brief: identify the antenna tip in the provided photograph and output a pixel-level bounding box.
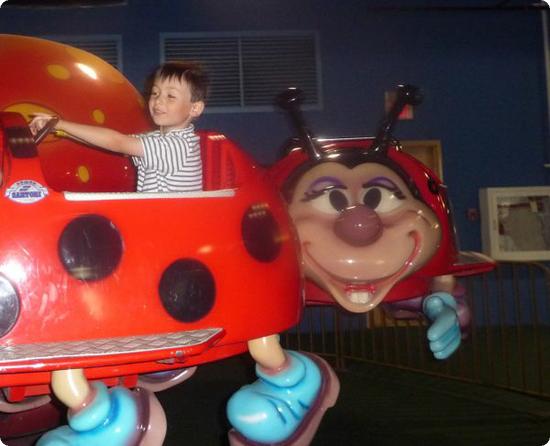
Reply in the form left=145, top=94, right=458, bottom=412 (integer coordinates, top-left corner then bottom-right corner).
left=275, top=87, right=304, bottom=110
left=397, top=84, right=423, bottom=106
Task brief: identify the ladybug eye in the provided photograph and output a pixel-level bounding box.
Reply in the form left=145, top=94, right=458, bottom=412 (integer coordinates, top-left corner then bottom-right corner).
left=363, top=188, right=381, bottom=208
left=328, top=190, right=349, bottom=212
left=360, top=186, right=404, bottom=213
left=302, top=186, right=351, bottom=214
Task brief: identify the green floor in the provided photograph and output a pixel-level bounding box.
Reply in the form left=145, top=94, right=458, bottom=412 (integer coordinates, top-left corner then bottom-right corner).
left=158, top=354, right=550, bottom=446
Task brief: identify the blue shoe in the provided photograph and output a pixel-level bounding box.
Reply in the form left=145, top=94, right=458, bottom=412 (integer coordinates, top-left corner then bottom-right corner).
left=227, top=351, right=326, bottom=444
left=37, top=383, right=140, bottom=446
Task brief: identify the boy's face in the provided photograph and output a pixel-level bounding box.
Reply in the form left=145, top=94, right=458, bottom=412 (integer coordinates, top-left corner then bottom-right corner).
left=148, top=76, right=204, bottom=132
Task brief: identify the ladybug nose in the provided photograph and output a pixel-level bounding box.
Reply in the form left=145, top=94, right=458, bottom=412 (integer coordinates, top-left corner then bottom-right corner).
left=334, top=205, right=383, bottom=247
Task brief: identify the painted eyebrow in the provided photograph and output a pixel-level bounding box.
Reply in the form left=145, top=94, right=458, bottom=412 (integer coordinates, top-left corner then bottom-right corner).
left=307, top=176, right=346, bottom=192
left=363, top=177, right=400, bottom=190
left=301, top=176, right=347, bottom=202
left=363, top=177, right=406, bottom=198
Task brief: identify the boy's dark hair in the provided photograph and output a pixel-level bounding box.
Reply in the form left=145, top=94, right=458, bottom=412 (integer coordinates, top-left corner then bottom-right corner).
left=146, top=61, right=209, bottom=103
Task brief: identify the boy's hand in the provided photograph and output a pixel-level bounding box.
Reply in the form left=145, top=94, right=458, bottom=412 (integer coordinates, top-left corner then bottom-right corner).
left=29, top=113, right=57, bottom=136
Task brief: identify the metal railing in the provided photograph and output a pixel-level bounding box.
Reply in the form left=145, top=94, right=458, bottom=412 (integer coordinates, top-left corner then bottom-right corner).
left=283, top=262, right=550, bottom=399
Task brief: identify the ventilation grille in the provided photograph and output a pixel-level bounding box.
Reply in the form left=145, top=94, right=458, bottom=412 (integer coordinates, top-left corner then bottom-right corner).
left=162, top=33, right=321, bottom=111
left=45, top=35, right=123, bottom=71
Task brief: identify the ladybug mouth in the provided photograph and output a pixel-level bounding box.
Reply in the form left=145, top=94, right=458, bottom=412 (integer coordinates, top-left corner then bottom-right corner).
left=304, top=231, right=421, bottom=309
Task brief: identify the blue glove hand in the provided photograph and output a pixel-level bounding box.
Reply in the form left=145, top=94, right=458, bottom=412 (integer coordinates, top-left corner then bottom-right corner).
left=422, top=292, right=461, bottom=360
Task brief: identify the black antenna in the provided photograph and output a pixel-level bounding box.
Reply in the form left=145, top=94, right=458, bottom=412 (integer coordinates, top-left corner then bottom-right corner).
left=276, top=88, right=323, bottom=161
left=370, top=84, right=423, bottom=154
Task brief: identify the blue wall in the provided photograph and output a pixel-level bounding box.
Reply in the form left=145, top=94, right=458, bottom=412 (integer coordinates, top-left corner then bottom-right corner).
left=1, top=0, right=548, bottom=250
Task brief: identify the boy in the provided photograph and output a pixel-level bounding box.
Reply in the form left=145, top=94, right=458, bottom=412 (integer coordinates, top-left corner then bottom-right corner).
left=30, top=61, right=208, bottom=192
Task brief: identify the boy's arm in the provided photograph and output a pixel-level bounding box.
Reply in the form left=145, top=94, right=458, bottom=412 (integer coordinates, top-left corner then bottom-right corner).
left=30, top=115, right=144, bottom=157
left=56, top=119, right=144, bottom=157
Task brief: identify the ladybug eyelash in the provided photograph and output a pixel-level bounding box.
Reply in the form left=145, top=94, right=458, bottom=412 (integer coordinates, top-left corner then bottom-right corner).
left=302, top=185, right=347, bottom=202
left=301, top=189, right=324, bottom=202
left=385, top=187, right=405, bottom=200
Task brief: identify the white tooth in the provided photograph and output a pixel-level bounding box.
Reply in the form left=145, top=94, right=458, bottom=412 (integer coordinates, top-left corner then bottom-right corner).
left=349, top=291, right=372, bottom=304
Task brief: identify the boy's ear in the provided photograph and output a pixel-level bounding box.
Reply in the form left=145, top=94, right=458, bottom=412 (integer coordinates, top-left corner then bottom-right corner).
left=190, top=100, right=205, bottom=118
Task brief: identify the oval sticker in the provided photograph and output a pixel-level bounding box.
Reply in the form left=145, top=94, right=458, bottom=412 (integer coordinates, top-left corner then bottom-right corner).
left=6, top=180, right=49, bottom=204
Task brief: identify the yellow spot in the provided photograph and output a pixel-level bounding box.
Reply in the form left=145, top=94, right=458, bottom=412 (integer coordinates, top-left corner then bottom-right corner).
left=76, top=165, right=90, bottom=183
left=47, top=64, right=71, bottom=80
left=92, top=109, right=105, bottom=124
left=4, top=103, right=57, bottom=123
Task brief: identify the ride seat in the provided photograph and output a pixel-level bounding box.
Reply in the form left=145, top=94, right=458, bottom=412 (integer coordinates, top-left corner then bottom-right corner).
left=0, top=112, right=237, bottom=194
left=198, top=131, right=237, bottom=191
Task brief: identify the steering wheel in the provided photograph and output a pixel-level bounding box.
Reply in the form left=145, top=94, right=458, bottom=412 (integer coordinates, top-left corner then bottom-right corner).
left=33, top=116, right=59, bottom=146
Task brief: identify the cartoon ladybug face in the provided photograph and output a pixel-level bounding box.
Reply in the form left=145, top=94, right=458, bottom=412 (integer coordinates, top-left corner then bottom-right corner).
left=287, top=155, right=441, bottom=313
left=272, top=86, right=493, bottom=313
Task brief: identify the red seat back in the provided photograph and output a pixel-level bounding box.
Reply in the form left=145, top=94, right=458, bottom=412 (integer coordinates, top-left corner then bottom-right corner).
left=199, top=131, right=237, bottom=191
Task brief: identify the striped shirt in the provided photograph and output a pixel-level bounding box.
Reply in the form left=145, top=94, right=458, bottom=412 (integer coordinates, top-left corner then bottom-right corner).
left=132, top=125, right=203, bottom=192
